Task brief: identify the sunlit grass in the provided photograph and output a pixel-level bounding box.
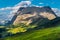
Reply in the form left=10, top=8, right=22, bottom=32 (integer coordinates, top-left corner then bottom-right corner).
left=4, top=26, right=60, bottom=40
left=7, top=27, right=27, bottom=34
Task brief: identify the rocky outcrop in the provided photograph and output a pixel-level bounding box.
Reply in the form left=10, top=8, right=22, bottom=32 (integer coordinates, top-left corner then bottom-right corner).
left=13, top=6, right=57, bottom=25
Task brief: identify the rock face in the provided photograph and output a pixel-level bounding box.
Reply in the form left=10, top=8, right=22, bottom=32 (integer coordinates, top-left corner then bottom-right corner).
left=13, top=6, right=57, bottom=25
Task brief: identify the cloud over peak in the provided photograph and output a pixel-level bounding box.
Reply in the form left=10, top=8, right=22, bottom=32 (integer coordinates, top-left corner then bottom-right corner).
left=0, top=1, right=32, bottom=21
left=0, top=0, right=60, bottom=21
left=15, top=1, right=31, bottom=7
left=0, top=1, right=31, bottom=10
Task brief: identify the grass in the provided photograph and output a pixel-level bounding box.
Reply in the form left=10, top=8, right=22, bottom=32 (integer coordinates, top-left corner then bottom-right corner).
left=4, top=25, right=60, bottom=40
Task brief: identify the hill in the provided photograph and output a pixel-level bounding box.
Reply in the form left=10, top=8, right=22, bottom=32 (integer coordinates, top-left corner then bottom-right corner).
left=4, top=25, right=60, bottom=40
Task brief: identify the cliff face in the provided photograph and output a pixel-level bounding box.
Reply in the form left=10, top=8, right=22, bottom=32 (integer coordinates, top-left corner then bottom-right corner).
left=13, top=6, right=57, bottom=25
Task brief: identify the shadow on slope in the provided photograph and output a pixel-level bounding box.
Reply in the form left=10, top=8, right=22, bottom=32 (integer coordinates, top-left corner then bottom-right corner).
left=26, top=17, right=60, bottom=32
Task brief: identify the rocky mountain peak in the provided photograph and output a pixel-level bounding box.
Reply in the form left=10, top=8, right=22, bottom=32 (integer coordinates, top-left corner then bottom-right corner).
left=12, top=6, right=57, bottom=25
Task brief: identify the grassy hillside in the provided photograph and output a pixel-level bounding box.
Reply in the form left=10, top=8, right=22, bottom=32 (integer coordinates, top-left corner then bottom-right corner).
left=0, top=17, right=60, bottom=40
left=4, top=25, right=60, bottom=40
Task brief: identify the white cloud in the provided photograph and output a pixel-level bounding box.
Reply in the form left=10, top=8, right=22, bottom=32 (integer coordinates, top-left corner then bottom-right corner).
left=52, top=8, right=60, bottom=17
left=6, top=1, right=31, bottom=20
left=0, top=1, right=31, bottom=11
left=10, top=1, right=31, bottom=14
left=0, top=7, right=12, bottom=10
left=0, top=7, right=20, bottom=11
left=15, top=1, right=31, bottom=7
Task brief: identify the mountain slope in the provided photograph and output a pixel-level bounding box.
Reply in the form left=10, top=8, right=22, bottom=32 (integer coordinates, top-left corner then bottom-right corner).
left=4, top=25, right=60, bottom=40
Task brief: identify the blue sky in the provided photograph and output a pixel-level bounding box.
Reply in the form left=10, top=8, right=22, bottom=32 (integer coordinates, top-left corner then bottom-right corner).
left=0, top=0, right=21, bottom=8
left=0, top=0, right=60, bottom=21
left=0, top=0, right=60, bottom=9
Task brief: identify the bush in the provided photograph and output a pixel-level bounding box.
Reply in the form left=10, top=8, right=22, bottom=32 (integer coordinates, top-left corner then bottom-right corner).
left=7, top=23, right=37, bottom=34
left=7, top=27, right=27, bottom=34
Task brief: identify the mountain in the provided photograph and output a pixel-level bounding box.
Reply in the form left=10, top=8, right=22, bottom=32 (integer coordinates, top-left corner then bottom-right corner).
left=12, top=6, right=57, bottom=25
left=0, top=1, right=60, bottom=26
left=0, top=6, right=59, bottom=38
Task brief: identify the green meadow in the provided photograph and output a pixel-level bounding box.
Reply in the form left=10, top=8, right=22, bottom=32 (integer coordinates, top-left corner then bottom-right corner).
left=0, top=18, right=60, bottom=40
left=4, top=25, right=60, bottom=40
